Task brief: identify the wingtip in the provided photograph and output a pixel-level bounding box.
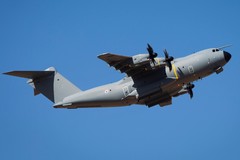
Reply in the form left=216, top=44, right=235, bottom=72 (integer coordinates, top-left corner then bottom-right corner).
left=2, top=71, right=22, bottom=77
left=3, top=71, right=15, bottom=76
left=98, top=53, right=111, bottom=59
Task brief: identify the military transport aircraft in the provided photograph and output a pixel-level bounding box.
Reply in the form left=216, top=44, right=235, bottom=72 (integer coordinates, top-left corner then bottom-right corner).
left=4, top=44, right=231, bottom=108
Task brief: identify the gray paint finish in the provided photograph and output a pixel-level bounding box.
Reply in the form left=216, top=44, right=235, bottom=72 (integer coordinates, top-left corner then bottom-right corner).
left=3, top=45, right=231, bottom=108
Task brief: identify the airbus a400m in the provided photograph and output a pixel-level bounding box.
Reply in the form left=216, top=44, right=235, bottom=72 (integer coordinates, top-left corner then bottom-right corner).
left=4, top=44, right=231, bottom=108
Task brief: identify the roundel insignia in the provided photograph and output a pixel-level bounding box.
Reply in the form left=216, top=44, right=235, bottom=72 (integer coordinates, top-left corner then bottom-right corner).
left=104, top=89, right=109, bottom=94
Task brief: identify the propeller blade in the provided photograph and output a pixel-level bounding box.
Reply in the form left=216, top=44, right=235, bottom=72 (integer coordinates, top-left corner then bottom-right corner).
left=166, top=61, right=172, bottom=71
left=188, top=88, right=193, bottom=99
left=163, top=49, right=174, bottom=71
left=152, top=57, right=156, bottom=64
left=163, top=49, right=169, bottom=58
left=147, top=43, right=153, bottom=55
left=147, top=43, right=158, bottom=65
left=186, top=83, right=195, bottom=99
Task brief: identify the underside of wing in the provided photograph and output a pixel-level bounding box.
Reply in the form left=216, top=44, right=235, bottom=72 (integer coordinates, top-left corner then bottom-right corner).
left=98, top=53, right=166, bottom=78
left=98, top=53, right=131, bottom=66
left=98, top=53, right=133, bottom=73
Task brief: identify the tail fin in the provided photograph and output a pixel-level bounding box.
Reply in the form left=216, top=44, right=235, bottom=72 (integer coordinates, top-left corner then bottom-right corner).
left=4, top=67, right=81, bottom=103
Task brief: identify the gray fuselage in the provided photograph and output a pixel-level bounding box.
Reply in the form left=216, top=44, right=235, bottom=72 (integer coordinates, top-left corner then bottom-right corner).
left=54, top=48, right=231, bottom=108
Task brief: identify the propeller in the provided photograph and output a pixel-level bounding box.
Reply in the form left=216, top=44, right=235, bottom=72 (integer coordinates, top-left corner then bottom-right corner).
left=186, top=83, right=195, bottom=99
left=147, top=43, right=158, bottom=64
left=146, top=44, right=174, bottom=70
left=163, top=49, right=174, bottom=71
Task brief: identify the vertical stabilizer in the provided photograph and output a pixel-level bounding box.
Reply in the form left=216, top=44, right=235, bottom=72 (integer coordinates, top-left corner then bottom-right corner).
left=4, top=67, right=81, bottom=103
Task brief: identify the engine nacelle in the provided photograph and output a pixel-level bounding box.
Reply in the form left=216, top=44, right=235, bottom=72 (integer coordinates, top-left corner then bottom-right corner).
left=132, top=54, right=165, bottom=70
left=132, top=54, right=149, bottom=65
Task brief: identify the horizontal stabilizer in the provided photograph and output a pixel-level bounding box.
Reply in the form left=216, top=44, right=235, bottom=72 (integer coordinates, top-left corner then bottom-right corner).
left=3, top=71, right=54, bottom=79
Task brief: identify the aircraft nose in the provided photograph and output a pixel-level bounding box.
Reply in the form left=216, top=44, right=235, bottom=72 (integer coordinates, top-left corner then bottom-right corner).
left=223, top=51, right=231, bottom=62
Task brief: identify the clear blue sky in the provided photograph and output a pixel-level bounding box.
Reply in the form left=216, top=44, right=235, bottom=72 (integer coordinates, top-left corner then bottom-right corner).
left=1, top=0, right=240, bottom=160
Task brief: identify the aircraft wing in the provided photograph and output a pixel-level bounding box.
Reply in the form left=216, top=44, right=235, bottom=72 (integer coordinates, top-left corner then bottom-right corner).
left=98, top=53, right=133, bottom=73
left=98, top=53, right=166, bottom=80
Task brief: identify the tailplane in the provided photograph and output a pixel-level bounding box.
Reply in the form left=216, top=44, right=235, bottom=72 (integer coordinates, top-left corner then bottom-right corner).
left=4, top=67, right=81, bottom=103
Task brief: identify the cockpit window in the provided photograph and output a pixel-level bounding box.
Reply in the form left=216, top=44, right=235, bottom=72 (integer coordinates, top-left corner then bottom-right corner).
left=212, top=49, right=219, bottom=52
